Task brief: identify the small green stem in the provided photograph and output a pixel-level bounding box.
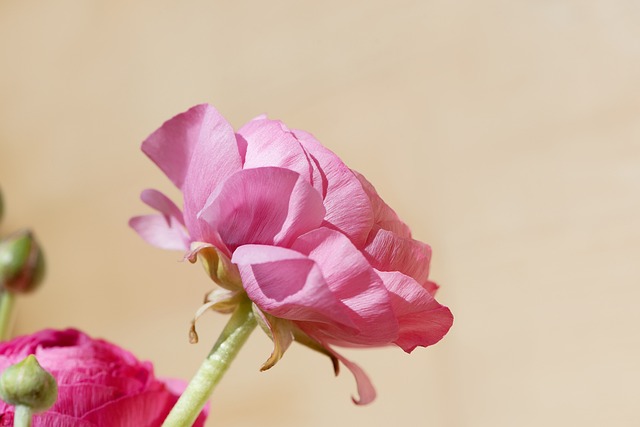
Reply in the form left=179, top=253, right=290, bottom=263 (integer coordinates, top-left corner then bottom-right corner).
left=14, top=405, right=33, bottom=427
left=162, top=299, right=257, bottom=427
left=0, top=290, right=15, bottom=341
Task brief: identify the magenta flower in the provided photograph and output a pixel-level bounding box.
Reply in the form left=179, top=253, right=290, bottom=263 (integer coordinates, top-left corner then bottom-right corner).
left=0, top=329, right=207, bottom=427
left=130, top=104, right=453, bottom=404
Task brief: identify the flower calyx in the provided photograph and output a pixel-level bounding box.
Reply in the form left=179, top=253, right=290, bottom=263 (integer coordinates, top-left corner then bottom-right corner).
left=188, top=243, right=242, bottom=291
left=189, top=289, right=247, bottom=344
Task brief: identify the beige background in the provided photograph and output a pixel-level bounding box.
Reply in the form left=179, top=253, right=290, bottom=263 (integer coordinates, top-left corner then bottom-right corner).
left=1, top=1, right=638, bottom=426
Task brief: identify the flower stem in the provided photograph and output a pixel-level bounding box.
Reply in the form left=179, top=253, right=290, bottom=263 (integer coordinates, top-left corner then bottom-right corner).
left=13, top=405, right=33, bottom=427
left=0, top=290, right=15, bottom=341
left=162, top=299, right=257, bottom=427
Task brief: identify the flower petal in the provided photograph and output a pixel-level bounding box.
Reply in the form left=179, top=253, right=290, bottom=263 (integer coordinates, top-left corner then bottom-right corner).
left=238, top=118, right=318, bottom=189
left=81, top=389, right=176, bottom=427
left=129, top=215, right=190, bottom=251
left=31, top=412, right=95, bottom=427
left=377, top=271, right=453, bottom=352
left=140, top=189, right=185, bottom=226
left=141, top=104, right=213, bottom=190
left=291, top=228, right=398, bottom=346
left=141, top=103, right=243, bottom=242
left=232, top=244, right=356, bottom=329
left=292, top=130, right=374, bottom=247
left=198, top=167, right=326, bottom=250
left=353, top=171, right=411, bottom=237
left=180, top=106, right=244, bottom=241
left=363, top=226, right=431, bottom=285
left=318, top=342, right=377, bottom=405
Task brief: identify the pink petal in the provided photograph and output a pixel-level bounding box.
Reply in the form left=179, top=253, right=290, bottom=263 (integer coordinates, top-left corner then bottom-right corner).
left=353, top=171, right=411, bottom=237
left=363, top=226, right=432, bottom=285
left=81, top=389, right=176, bottom=427
left=129, top=215, right=190, bottom=251
left=424, top=280, right=439, bottom=295
left=377, top=271, right=453, bottom=352
left=141, top=104, right=212, bottom=190
left=291, top=228, right=398, bottom=346
left=238, top=118, right=319, bottom=190
left=180, top=107, right=244, bottom=241
left=141, top=104, right=243, bottom=242
left=317, top=342, right=377, bottom=405
left=198, top=167, right=325, bottom=250
left=232, top=244, right=356, bottom=328
left=292, top=130, right=374, bottom=247
left=140, top=189, right=185, bottom=226
left=32, top=412, right=96, bottom=427
left=52, top=384, right=124, bottom=418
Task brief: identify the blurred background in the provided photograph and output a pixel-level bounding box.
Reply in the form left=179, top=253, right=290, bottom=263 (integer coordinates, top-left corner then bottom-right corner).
left=1, top=1, right=638, bottom=426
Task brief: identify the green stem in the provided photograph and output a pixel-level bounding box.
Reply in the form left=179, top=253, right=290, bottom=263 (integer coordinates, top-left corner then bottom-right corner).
left=0, top=290, right=15, bottom=341
left=162, top=299, right=257, bottom=427
left=14, top=405, right=33, bottom=427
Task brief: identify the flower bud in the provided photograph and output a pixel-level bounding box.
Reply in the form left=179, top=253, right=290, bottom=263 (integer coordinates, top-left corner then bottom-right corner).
left=0, top=355, right=58, bottom=412
left=0, top=230, right=46, bottom=294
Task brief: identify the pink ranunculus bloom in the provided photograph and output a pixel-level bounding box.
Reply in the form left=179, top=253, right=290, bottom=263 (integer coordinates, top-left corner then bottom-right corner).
left=130, top=104, right=453, bottom=404
left=0, top=329, right=207, bottom=427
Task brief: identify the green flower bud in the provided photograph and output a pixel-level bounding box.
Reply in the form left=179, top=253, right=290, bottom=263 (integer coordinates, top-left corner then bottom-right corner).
left=0, top=230, right=45, bottom=294
left=0, top=355, right=58, bottom=412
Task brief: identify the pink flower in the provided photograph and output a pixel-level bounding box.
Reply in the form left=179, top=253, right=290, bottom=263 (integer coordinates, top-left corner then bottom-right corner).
left=130, top=104, right=453, bottom=404
left=0, top=329, right=207, bottom=427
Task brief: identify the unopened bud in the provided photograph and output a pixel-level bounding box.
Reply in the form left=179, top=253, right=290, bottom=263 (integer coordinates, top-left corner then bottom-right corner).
left=0, top=230, right=46, bottom=294
left=0, top=355, right=58, bottom=412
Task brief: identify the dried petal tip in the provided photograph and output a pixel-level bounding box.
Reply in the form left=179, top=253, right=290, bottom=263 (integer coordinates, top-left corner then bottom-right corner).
left=0, top=355, right=58, bottom=412
left=0, top=230, right=46, bottom=294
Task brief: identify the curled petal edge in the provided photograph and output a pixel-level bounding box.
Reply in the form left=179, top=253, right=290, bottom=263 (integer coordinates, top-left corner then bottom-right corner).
left=321, top=341, right=376, bottom=405
left=293, top=328, right=375, bottom=404
left=129, top=215, right=190, bottom=251
left=140, top=188, right=185, bottom=226
left=189, top=289, right=245, bottom=344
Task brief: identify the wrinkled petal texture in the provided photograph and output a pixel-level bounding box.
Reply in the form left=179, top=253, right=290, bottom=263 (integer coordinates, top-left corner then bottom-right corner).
left=142, top=104, right=243, bottom=242
left=364, top=227, right=432, bottom=287
left=199, top=167, right=325, bottom=250
left=233, top=245, right=356, bottom=328
left=353, top=171, right=411, bottom=238
left=290, top=228, right=398, bottom=346
left=377, top=271, right=453, bottom=352
left=0, top=329, right=207, bottom=427
left=238, top=118, right=319, bottom=190
left=292, top=129, right=374, bottom=247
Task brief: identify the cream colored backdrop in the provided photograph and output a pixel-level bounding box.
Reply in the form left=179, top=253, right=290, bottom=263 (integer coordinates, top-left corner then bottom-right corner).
left=1, top=1, right=638, bottom=426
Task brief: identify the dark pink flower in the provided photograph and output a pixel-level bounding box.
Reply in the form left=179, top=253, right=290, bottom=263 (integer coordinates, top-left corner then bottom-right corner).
left=130, top=104, right=453, bottom=404
left=0, top=329, right=206, bottom=427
